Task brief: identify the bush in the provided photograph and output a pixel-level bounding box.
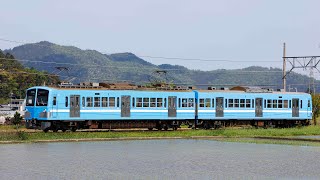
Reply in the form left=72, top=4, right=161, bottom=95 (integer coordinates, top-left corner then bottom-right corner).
left=4, top=116, right=12, bottom=125
left=17, top=131, right=28, bottom=140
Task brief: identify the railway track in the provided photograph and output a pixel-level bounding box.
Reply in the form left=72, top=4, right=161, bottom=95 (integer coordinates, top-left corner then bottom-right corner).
left=3, top=128, right=191, bottom=133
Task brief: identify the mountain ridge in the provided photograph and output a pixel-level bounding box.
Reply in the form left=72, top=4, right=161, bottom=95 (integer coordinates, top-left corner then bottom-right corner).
left=4, top=41, right=317, bottom=92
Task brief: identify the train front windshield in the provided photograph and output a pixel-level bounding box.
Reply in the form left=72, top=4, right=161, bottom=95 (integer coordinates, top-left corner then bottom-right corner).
left=26, top=89, right=49, bottom=106
left=26, top=89, right=36, bottom=106
left=36, top=89, right=49, bottom=106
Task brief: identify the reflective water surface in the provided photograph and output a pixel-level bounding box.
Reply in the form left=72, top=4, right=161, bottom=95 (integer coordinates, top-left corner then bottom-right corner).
left=1, top=140, right=320, bottom=179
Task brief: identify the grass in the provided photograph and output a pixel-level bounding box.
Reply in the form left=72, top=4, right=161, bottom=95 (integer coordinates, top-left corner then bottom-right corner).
left=2, top=125, right=320, bottom=143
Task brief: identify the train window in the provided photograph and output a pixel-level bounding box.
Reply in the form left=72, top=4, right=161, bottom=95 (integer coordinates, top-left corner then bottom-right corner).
left=102, top=97, right=108, bottom=107
left=234, top=99, right=239, bottom=108
left=199, top=99, right=205, bottom=107
left=225, top=99, right=227, bottom=108
left=252, top=99, right=254, bottom=108
left=212, top=98, right=214, bottom=108
left=82, top=97, right=85, bottom=107
left=308, top=100, right=311, bottom=107
left=204, top=98, right=210, bottom=108
left=76, top=96, right=80, bottom=107
left=150, top=98, right=156, bottom=107
left=178, top=98, right=181, bottom=108
left=109, top=97, right=115, bottom=107
left=240, top=99, right=245, bottom=108
left=132, top=98, right=135, bottom=107
left=182, top=98, right=188, bottom=107
left=289, top=100, right=291, bottom=108
left=53, top=97, right=56, bottom=106
left=94, top=97, right=100, bottom=107
left=157, top=98, right=163, bottom=107
left=300, top=100, right=302, bottom=109
left=246, top=99, right=250, bottom=108
left=70, top=96, right=74, bottom=107
left=86, top=97, right=92, bottom=107
left=267, top=100, right=272, bottom=108
left=164, top=98, right=167, bottom=108
left=273, top=100, right=277, bottom=108
left=143, top=98, right=149, bottom=107
left=228, top=99, right=233, bottom=108
left=117, top=97, right=120, bottom=107
left=36, top=89, right=49, bottom=106
left=278, top=100, right=283, bottom=108
left=136, top=98, right=142, bottom=107
left=188, top=98, right=194, bottom=107
left=64, top=96, right=68, bottom=107
left=284, top=100, right=288, bottom=108
left=26, top=89, right=36, bottom=106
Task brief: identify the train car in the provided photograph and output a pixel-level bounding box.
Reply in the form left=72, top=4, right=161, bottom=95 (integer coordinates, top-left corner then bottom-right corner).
left=194, top=89, right=312, bottom=129
left=24, top=85, right=195, bottom=132
left=24, top=84, right=312, bottom=132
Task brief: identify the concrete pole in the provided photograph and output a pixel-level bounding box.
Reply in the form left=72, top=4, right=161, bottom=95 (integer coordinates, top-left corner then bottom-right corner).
left=283, top=43, right=286, bottom=92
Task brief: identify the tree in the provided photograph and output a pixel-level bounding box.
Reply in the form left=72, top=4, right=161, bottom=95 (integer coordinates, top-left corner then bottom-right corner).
left=312, top=94, right=320, bottom=125
left=12, top=111, right=23, bottom=130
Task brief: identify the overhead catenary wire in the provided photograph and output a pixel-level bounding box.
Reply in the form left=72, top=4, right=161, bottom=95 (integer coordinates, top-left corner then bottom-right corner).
left=0, top=37, right=281, bottom=63
left=138, top=55, right=279, bottom=63
left=0, top=57, right=285, bottom=73
left=1, top=37, right=316, bottom=88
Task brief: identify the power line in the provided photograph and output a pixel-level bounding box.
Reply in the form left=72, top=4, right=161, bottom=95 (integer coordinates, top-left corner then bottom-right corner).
left=0, top=57, right=284, bottom=73
left=138, top=55, right=279, bottom=62
left=0, top=57, right=177, bottom=71
left=0, top=38, right=29, bottom=44
left=0, top=38, right=281, bottom=63
left=2, top=71, right=60, bottom=77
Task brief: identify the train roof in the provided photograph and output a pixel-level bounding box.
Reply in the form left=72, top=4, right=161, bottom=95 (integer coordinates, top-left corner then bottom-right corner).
left=27, top=85, right=310, bottom=95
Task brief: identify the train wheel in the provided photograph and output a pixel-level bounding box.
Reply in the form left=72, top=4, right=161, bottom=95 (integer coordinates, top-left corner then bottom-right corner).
left=163, top=126, right=168, bottom=131
left=203, top=123, right=209, bottom=130
left=62, top=129, right=67, bottom=132
left=43, top=128, right=49, bottom=133
left=53, top=128, right=58, bottom=132
left=148, top=128, right=153, bottom=131
left=71, top=127, right=77, bottom=132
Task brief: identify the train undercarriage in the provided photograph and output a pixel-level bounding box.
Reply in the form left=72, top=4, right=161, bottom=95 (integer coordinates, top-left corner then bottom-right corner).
left=27, top=119, right=183, bottom=132
left=27, top=119, right=310, bottom=132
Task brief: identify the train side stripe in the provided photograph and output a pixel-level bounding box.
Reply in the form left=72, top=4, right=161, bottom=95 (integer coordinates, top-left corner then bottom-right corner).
left=50, top=109, right=69, bottom=113
left=132, top=110, right=167, bottom=113
left=49, top=109, right=309, bottom=113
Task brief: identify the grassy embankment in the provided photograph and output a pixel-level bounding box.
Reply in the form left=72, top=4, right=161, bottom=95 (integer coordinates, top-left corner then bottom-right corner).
left=2, top=125, right=320, bottom=144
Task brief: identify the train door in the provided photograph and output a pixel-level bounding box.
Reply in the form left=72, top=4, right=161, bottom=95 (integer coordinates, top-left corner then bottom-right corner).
left=70, top=95, right=80, bottom=117
left=52, top=94, right=57, bottom=118
left=255, top=98, right=263, bottom=117
left=121, top=95, right=131, bottom=117
left=216, top=97, right=224, bottom=117
left=292, top=98, right=299, bottom=117
left=168, top=96, right=177, bottom=117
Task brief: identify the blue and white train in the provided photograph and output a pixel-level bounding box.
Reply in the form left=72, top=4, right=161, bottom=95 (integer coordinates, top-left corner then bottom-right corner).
left=24, top=84, right=312, bottom=132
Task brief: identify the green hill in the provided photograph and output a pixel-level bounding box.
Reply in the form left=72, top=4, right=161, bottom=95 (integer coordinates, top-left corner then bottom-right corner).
left=0, top=49, right=59, bottom=103
left=5, top=41, right=317, bottom=92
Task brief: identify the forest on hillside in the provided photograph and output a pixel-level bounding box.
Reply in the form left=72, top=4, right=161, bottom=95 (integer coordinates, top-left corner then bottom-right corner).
left=0, top=50, right=59, bottom=103
left=5, top=41, right=319, bottom=93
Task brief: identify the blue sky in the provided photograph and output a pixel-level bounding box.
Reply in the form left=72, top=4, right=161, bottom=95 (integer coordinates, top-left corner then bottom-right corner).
left=1, top=0, right=320, bottom=71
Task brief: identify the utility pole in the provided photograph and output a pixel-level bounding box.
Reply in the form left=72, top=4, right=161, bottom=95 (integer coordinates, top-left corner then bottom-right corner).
left=283, top=43, right=286, bottom=92
left=283, top=56, right=320, bottom=92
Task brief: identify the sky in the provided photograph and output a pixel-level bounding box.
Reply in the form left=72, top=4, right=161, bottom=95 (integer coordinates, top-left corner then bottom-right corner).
left=1, top=0, right=320, bottom=72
